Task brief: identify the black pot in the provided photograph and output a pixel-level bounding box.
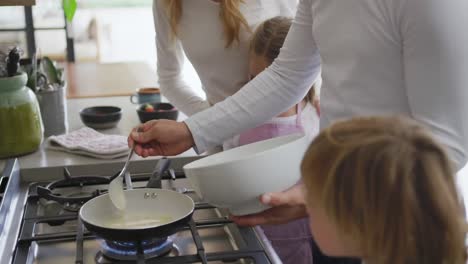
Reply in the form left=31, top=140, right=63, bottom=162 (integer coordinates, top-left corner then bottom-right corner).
left=80, top=106, right=122, bottom=129
left=137, top=103, right=178, bottom=123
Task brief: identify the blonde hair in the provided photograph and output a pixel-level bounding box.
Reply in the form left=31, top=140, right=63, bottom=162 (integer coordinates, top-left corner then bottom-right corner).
left=163, top=0, right=250, bottom=48
left=251, top=16, right=316, bottom=103
left=301, top=116, right=466, bottom=264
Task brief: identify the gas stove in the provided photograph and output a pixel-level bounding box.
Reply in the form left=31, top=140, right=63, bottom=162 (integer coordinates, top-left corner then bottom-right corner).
left=0, top=157, right=281, bottom=264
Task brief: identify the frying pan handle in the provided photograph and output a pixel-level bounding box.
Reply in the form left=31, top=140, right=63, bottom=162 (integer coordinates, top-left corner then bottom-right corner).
left=146, top=157, right=171, bottom=188
left=157, top=157, right=171, bottom=175
left=36, top=186, right=99, bottom=203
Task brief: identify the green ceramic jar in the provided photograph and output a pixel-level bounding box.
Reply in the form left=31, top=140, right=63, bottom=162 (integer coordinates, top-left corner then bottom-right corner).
left=0, top=73, right=43, bottom=158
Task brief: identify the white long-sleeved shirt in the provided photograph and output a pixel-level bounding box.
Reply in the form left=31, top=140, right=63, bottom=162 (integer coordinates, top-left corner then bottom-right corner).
left=153, top=0, right=297, bottom=116
left=186, top=0, right=468, bottom=170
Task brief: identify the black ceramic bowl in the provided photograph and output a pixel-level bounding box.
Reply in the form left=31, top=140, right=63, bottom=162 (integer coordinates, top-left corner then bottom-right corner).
left=80, top=106, right=122, bottom=129
left=137, top=103, right=179, bottom=123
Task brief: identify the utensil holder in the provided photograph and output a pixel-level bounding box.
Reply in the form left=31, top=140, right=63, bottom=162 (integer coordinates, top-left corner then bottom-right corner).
left=36, top=84, right=68, bottom=137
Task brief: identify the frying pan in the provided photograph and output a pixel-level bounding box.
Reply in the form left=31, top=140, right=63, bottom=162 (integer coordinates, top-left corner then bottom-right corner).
left=79, top=188, right=194, bottom=242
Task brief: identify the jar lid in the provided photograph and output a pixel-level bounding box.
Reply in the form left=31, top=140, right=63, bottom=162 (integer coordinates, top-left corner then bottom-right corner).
left=0, top=73, right=28, bottom=92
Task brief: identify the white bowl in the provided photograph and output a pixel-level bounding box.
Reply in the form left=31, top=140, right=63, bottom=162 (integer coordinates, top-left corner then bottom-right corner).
left=183, top=133, right=308, bottom=216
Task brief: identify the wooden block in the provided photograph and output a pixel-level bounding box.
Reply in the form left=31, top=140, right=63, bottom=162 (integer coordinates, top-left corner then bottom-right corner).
left=0, top=0, right=36, bottom=6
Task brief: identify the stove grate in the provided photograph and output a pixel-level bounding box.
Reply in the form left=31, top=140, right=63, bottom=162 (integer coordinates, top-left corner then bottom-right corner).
left=14, top=203, right=271, bottom=264
left=12, top=171, right=274, bottom=264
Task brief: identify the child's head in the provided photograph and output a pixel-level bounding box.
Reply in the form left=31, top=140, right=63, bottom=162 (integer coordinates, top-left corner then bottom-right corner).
left=249, top=16, right=315, bottom=102
left=249, top=16, right=292, bottom=80
left=301, top=116, right=466, bottom=264
left=250, top=16, right=316, bottom=102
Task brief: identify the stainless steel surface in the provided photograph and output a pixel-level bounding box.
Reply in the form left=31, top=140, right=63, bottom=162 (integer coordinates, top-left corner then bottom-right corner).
left=36, top=84, right=68, bottom=137
left=254, top=227, right=283, bottom=264
left=27, top=179, right=274, bottom=263
left=0, top=160, right=29, bottom=264
left=27, top=209, right=254, bottom=264
left=169, top=168, right=186, bottom=192
left=0, top=156, right=281, bottom=264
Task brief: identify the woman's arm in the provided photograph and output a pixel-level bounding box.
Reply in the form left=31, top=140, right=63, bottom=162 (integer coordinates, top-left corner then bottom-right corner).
left=153, top=1, right=210, bottom=116
left=185, top=0, right=320, bottom=153
left=401, top=0, right=468, bottom=170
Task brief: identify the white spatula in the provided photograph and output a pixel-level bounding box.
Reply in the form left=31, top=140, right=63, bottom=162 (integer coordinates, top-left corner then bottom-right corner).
left=108, top=145, right=135, bottom=210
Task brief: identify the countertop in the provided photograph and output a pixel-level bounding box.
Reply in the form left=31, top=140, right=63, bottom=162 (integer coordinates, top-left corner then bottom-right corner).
left=0, top=96, right=197, bottom=170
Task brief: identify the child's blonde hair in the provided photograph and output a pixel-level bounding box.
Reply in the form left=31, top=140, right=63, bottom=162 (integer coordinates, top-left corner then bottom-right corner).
left=301, top=116, right=466, bottom=264
left=163, top=0, right=250, bottom=48
left=251, top=16, right=316, bottom=102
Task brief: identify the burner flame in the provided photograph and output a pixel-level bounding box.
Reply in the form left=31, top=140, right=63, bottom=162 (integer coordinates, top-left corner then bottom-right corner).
left=99, top=237, right=173, bottom=261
